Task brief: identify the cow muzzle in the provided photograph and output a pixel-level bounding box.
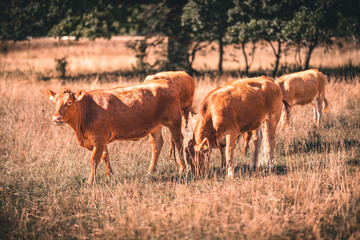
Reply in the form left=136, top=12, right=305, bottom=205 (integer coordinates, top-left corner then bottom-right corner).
left=52, top=116, right=64, bottom=125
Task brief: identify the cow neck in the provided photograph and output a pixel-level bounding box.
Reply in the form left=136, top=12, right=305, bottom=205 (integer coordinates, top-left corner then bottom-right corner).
left=67, top=95, right=92, bottom=144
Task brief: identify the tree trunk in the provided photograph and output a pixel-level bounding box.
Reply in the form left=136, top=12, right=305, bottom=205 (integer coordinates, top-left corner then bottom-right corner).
left=165, top=1, right=191, bottom=71
left=218, top=32, right=223, bottom=75
left=304, top=40, right=317, bottom=70
left=241, top=42, right=249, bottom=76
left=295, top=41, right=303, bottom=70
left=167, top=33, right=191, bottom=71
left=270, top=39, right=282, bottom=76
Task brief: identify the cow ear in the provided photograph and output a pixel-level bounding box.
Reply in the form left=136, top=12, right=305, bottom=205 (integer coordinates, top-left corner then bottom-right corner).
left=46, top=89, right=56, bottom=102
left=75, top=90, right=85, bottom=101
left=199, top=138, right=210, bottom=152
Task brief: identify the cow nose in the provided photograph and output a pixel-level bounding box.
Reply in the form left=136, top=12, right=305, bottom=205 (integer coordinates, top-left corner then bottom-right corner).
left=52, top=115, right=62, bottom=123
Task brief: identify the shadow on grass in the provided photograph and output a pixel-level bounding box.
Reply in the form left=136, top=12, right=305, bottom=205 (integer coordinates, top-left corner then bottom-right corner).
left=33, top=64, right=360, bottom=83
left=133, top=163, right=289, bottom=184
left=282, top=129, right=360, bottom=156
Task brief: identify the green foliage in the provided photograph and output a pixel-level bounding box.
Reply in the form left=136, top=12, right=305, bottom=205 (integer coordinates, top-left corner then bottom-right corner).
left=182, top=0, right=234, bottom=73
left=133, top=0, right=192, bottom=71
left=0, top=0, right=358, bottom=73
left=0, top=0, right=52, bottom=41
left=0, top=0, right=141, bottom=41
left=48, top=1, right=134, bottom=40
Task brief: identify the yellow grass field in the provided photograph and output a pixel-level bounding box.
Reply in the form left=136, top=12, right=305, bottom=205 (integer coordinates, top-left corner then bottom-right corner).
left=0, top=37, right=359, bottom=239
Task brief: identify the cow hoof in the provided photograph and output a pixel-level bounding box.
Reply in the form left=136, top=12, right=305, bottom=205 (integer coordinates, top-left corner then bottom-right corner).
left=86, top=180, right=94, bottom=186
left=106, top=175, right=112, bottom=182
left=227, top=168, right=234, bottom=178
left=266, top=165, right=274, bottom=174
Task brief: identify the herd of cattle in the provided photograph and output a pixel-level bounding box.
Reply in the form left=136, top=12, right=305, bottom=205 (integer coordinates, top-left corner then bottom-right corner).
left=46, top=69, right=328, bottom=184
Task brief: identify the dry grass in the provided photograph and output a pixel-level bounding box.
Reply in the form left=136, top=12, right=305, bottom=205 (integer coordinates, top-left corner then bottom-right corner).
left=0, top=38, right=360, bottom=239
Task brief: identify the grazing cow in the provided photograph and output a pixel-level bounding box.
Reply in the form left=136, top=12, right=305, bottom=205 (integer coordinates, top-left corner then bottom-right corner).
left=275, top=69, right=328, bottom=128
left=185, top=76, right=284, bottom=177
left=46, top=80, right=186, bottom=185
left=144, top=71, right=195, bottom=128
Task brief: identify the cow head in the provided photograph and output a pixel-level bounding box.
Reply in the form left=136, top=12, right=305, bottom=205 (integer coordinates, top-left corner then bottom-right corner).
left=46, top=88, right=85, bottom=125
left=185, top=138, right=211, bottom=177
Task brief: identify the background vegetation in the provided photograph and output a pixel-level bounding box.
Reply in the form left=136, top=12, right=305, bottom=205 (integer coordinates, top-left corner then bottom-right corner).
left=1, top=0, right=359, bottom=75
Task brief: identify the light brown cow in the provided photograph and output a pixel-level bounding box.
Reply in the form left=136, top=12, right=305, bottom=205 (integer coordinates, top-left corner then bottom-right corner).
left=144, top=71, right=195, bottom=128
left=145, top=71, right=195, bottom=162
left=46, top=80, right=186, bottom=185
left=185, top=76, right=284, bottom=177
left=275, top=69, right=328, bottom=128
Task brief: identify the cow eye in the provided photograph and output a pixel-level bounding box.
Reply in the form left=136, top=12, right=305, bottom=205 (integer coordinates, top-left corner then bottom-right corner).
left=66, top=101, right=72, bottom=106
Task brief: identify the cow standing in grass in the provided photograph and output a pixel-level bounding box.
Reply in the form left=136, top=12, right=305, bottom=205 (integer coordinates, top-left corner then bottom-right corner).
left=46, top=80, right=186, bottom=185
left=276, top=69, right=328, bottom=128
left=144, top=71, right=195, bottom=128
left=185, top=76, right=285, bottom=177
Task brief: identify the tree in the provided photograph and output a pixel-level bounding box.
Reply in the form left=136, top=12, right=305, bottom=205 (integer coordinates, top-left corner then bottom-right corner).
left=134, top=0, right=191, bottom=72
left=285, top=0, right=339, bottom=70
left=0, top=0, right=52, bottom=41
left=182, top=0, right=234, bottom=74
left=228, top=0, right=263, bottom=75
left=0, top=0, right=139, bottom=41
left=48, top=1, right=136, bottom=40
left=335, top=0, right=360, bottom=41
left=255, top=0, right=301, bottom=75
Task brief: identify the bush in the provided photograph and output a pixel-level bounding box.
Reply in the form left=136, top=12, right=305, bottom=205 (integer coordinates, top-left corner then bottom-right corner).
left=55, top=57, right=68, bottom=78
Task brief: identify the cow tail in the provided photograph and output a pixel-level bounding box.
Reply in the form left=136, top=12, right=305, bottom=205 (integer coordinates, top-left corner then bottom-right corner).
left=323, top=98, right=329, bottom=113
left=320, top=72, right=329, bottom=113
left=282, top=100, right=291, bottom=131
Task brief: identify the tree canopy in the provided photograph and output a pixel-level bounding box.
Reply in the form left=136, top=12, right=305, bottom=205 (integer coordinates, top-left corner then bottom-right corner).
left=1, top=0, right=359, bottom=74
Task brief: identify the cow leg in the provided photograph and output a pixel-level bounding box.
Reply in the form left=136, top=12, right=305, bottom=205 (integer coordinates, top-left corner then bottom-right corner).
left=147, top=127, right=164, bottom=174
left=242, top=131, right=252, bottom=154
left=169, top=139, right=177, bottom=163
left=281, top=106, right=291, bottom=131
left=225, top=133, right=236, bottom=178
left=311, top=100, right=318, bottom=124
left=168, top=127, right=186, bottom=174
left=315, top=97, right=323, bottom=127
left=219, top=145, right=226, bottom=170
left=264, top=120, right=277, bottom=173
left=182, top=106, right=191, bottom=129
left=252, top=128, right=263, bottom=171
left=88, top=145, right=105, bottom=185
left=101, top=146, right=113, bottom=177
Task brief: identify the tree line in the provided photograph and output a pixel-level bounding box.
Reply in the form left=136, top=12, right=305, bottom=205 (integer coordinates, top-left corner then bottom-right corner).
left=1, top=0, right=359, bottom=75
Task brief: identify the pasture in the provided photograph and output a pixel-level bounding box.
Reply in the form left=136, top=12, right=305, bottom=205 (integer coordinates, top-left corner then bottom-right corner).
left=0, top=38, right=359, bottom=239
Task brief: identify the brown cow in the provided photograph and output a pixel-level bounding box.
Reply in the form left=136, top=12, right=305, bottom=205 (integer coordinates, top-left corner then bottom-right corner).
left=275, top=69, right=328, bottom=128
left=185, top=76, right=284, bottom=177
left=46, top=80, right=186, bottom=185
left=144, top=71, right=195, bottom=128
left=145, top=71, right=195, bottom=162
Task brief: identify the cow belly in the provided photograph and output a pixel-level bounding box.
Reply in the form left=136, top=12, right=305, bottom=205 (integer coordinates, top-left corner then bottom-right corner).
left=236, top=109, right=264, bottom=131
left=109, top=125, right=159, bottom=142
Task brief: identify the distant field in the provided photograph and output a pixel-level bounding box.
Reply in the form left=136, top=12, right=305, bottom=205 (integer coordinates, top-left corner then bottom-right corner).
left=1, top=37, right=359, bottom=77
left=0, top=38, right=359, bottom=239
